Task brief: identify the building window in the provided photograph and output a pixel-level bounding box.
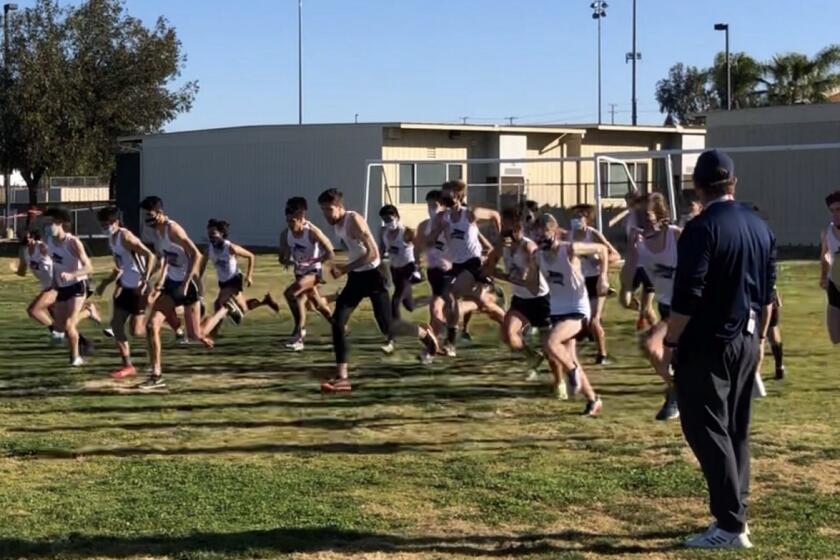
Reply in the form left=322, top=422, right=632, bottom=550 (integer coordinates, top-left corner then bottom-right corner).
left=600, top=161, right=648, bottom=198
left=398, top=163, right=464, bottom=203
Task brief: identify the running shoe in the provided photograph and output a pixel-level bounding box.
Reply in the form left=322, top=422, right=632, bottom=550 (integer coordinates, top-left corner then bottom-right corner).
left=70, top=356, right=85, bottom=367
left=775, top=366, right=786, bottom=380
left=102, top=328, right=115, bottom=338
left=553, top=383, right=568, bottom=400
left=441, top=344, right=457, bottom=358
left=684, top=527, right=752, bottom=549
left=49, top=330, right=65, bottom=344
left=418, top=351, right=435, bottom=365
left=110, top=365, right=137, bottom=379
left=655, top=392, right=680, bottom=421
left=136, top=374, right=166, bottom=391
left=176, top=336, right=194, bottom=346
left=320, top=377, right=351, bottom=393
left=225, top=300, right=244, bottom=325
left=595, top=353, right=611, bottom=365
left=287, top=340, right=305, bottom=352
left=380, top=340, right=395, bottom=355
left=582, top=397, right=603, bottom=417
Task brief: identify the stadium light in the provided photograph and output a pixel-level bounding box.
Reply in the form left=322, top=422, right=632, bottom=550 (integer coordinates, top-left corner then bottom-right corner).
left=714, top=23, right=731, bottom=110
left=591, top=2, right=607, bottom=125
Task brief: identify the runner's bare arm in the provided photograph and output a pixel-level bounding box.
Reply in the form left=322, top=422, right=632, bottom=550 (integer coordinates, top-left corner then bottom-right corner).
left=591, top=228, right=622, bottom=265
left=278, top=228, right=292, bottom=266
left=571, top=241, right=610, bottom=294
left=820, top=229, right=830, bottom=289
left=229, top=242, right=256, bottom=285
left=122, top=230, right=157, bottom=288
left=337, top=213, right=380, bottom=276
left=169, top=222, right=202, bottom=283
left=470, top=207, right=502, bottom=232
left=308, top=223, right=335, bottom=263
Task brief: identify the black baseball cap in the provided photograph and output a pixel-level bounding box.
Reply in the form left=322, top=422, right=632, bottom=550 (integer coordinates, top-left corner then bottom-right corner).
left=693, top=149, right=735, bottom=187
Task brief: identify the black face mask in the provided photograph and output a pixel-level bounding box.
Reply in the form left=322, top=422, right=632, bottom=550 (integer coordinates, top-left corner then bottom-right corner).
left=539, top=238, right=554, bottom=251
left=501, top=229, right=514, bottom=241
left=442, top=196, right=456, bottom=208
left=144, top=217, right=157, bottom=226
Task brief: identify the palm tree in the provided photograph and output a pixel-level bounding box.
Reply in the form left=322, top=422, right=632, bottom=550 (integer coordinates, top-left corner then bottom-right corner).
left=761, top=45, right=840, bottom=105
left=709, top=52, right=764, bottom=109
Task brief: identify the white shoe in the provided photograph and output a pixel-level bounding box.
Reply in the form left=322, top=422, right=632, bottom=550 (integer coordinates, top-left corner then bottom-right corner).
left=442, top=344, right=457, bottom=358
left=70, top=356, right=84, bottom=367
left=525, top=369, right=541, bottom=382
left=554, top=383, right=568, bottom=400
left=287, top=340, right=305, bottom=352
left=380, top=340, right=395, bottom=355
left=102, top=328, right=115, bottom=338
left=685, top=526, right=752, bottom=549
left=753, top=373, right=767, bottom=398
left=177, top=337, right=193, bottom=346
left=50, top=331, right=65, bottom=344
left=418, top=351, right=435, bottom=365
left=706, top=521, right=751, bottom=536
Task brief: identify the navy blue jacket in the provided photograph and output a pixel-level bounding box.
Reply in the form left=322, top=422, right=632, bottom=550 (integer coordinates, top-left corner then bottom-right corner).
left=671, top=200, right=776, bottom=341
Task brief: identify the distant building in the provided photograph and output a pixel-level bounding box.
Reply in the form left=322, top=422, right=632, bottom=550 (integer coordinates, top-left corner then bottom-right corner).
left=118, top=122, right=704, bottom=246
left=706, top=103, right=840, bottom=248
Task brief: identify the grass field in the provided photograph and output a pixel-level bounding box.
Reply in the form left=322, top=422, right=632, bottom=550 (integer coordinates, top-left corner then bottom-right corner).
left=0, top=256, right=838, bottom=560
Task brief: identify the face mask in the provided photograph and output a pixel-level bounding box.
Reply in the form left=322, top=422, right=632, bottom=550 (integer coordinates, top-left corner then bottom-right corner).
left=144, top=215, right=157, bottom=226
left=47, top=223, right=62, bottom=238
left=442, top=195, right=456, bottom=208
left=539, top=237, right=554, bottom=251
left=384, top=220, right=398, bottom=231
left=102, top=222, right=119, bottom=235
left=428, top=207, right=439, bottom=220
left=501, top=229, right=514, bottom=241
left=209, top=236, right=223, bottom=246
left=570, top=218, right=583, bottom=231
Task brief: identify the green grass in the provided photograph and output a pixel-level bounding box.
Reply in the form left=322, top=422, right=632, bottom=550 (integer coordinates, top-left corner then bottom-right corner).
left=0, top=256, right=838, bottom=559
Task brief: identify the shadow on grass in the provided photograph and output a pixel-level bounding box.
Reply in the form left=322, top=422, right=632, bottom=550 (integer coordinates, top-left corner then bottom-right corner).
left=0, top=526, right=684, bottom=558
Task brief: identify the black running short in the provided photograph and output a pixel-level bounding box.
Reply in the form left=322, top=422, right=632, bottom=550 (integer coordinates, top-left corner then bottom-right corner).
left=114, top=285, right=146, bottom=315
left=56, top=280, right=88, bottom=302
left=585, top=275, right=604, bottom=299
left=450, top=257, right=489, bottom=284
left=550, top=312, right=587, bottom=325
left=163, top=277, right=200, bottom=306
left=828, top=280, right=840, bottom=310
left=427, top=267, right=451, bottom=297
left=632, top=267, right=655, bottom=294
left=218, top=273, right=244, bottom=293
left=510, top=295, right=551, bottom=329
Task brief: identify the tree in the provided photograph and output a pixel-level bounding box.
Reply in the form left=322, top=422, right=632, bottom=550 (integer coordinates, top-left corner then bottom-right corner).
left=655, top=63, right=711, bottom=125
left=0, top=0, right=197, bottom=206
left=761, top=46, right=840, bottom=105
left=709, top=52, right=764, bottom=109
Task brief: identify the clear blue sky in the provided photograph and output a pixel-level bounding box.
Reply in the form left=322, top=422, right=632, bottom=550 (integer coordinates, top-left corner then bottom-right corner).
left=46, top=0, right=840, bottom=130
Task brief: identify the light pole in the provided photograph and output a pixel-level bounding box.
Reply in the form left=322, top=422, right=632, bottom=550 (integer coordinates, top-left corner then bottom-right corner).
left=625, top=0, right=641, bottom=125
left=3, top=3, right=18, bottom=229
left=298, top=0, right=303, bottom=124
left=714, top=23, right=731, bottom=110
left=591, top=2, right=607, bottom=125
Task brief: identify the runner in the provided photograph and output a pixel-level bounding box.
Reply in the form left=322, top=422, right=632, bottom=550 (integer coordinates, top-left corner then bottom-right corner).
left=199, top=219, right=280, bottom=337
left=636, top=193, right=682, bottom=420
left=17, top=230, right=63, bottom=341
left=94, top=206, right=157, bottom=379
left=529, top=213, right=606, bottom=415
left=619, top=192, right=657, bottom=330
left=317, top=188, right=438, bottom=393
left=43, top=207, right=95, bottom=366
left=820, top=190, right=840, bottom=345
left=278, top=196, right=335, bottom=351
left=140, top=196, right=211, bottom=390
left=415, top=190, right=452, bottom=337
left=569, top=203, right=620, bottom=364
left=379, top=204, right=420, bottom=321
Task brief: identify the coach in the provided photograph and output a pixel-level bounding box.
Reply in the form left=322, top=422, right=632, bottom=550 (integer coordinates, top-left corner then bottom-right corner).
left=662, top=150, right=776, bottom=549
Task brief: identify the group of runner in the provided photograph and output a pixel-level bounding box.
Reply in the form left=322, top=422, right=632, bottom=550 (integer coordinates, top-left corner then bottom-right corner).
left=19, top=184, right=840, bottom=416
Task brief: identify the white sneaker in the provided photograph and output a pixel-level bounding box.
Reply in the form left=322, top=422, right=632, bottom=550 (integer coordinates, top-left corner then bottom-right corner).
left=525, top=369, right=541, bottom=382
left=685, top=526, right=752, bottom=549
left=418, top=350, right=435, bottom=365
left=553, top=382, right=568, bottom=400
left=380, top=340, right=395, bottom=355
left=287, top=340, right=305, bottom=352
left=442, top=344, right=457, bottom=358
left=753, top=373, right=767, bottom=399
left=70, top=356, right=85, bottom=367
left=177, top=337, right=193, bottom=346
left=50, top=331, right=65, bottom=344
left=102, top=328, right=115, bottom=338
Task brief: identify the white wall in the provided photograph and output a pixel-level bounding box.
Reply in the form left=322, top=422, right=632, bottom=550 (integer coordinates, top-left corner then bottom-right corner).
left=139, top=124, right=384, bottom=247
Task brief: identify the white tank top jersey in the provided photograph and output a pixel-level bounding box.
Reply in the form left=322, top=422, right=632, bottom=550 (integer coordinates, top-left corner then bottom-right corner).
left=27, top=244, right=54, bottom=290
left=287, top=223, right=322, bottom=276
left=424, top=219, right=451, bottom=271
left=637, top=226, right=679, bottom=306
left=826, top=223, right=840, bottom=267
left=47, top=233, right=88, bottom=288
left=578, top=227, right=603, bottom=278
left=158, top=220, right=190, bottom=282
left=538, top=244, right=591, bottom=318
left=208, top=239, right=240, bottom=283
left=334, top=210, right=379, bottom=272
left=504, top=238, right=549, bottom=299
left=109, top=229, right=144, bottom=289
left=445, top=207, right=482, bottom=264
left=384, top=226, right=415, bottom=268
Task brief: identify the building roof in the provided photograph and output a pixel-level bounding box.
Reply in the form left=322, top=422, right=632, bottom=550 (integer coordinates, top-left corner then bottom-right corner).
left=559, top=123, right=706, bottom=134
left=705, top=103, right=840, bottom=127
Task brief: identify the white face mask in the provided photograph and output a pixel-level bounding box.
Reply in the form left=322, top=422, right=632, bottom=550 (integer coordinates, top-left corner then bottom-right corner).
left=428, top=207, right=439, bottom=220
left=570, top=218, right=583, bottom=232
left=102, top=222, right=119, bottom=235
left=46, top=223, right=62, bottom=238
left=384, top=220, right=399, bottom=231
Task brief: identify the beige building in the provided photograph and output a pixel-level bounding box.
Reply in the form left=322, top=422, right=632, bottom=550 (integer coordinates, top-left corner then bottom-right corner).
left=706, top=103, right=840, bottom=248
left=119, top=122, right=704, bottom=246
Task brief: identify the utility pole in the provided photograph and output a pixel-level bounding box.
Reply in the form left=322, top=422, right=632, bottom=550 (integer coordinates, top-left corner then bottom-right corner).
left=628, top=0, right=641, bottom=125
left=298, top=0, right=303, bottom=124
left=3, top=3, right=18, bottom=231
left=354, top=113, right=358, bottom=124
left=591, top=2, right=607, bottom=125
left=505, top=116, right=516, bottom=126
left=461, top=116, right=468, bottom=124
left=608, top=104, right=617, bottom=125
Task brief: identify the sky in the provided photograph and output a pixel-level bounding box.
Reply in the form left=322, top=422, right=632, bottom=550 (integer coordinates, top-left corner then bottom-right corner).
left=34, top=0, right=840, bottom=131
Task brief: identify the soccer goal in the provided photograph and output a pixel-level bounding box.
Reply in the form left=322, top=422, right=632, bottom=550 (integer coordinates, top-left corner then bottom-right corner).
left=362, top=141, right=840, bottom=248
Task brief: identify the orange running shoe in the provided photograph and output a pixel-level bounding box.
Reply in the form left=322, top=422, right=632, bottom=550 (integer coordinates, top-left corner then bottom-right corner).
left=110, top=365, right=137, bottom=379
left=320, top=378, right=352, bottom=393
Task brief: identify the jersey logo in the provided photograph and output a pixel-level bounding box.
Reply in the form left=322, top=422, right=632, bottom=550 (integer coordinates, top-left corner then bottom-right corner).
left=653, top=264, right=675, bottom=279
left=388, top=246, right=400, bottom=255
left=215, top=259, right=228, bottom=268
left=548, top=270, right=565, bottom=285
left=30, top=261, right=40, bottom=270
left=51, top=253, right=64, bottom=264
left=451, top=228, right=466, bottom=240
left=434, top=241, right=446, bottom=251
